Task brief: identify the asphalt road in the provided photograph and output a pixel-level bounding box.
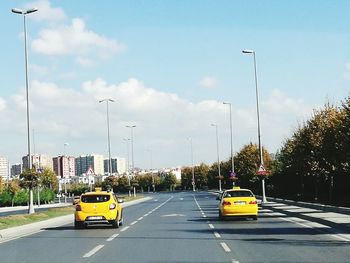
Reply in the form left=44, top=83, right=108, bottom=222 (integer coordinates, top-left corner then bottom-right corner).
left=0, top=191, right=349, bottom=263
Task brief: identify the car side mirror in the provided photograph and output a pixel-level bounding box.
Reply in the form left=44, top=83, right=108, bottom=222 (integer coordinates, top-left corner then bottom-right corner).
left=117, top=199, right=124, bottom=204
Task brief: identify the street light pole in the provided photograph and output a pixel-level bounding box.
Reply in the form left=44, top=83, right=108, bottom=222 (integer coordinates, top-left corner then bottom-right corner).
left=99, top=99, right=115, bottom=176
left=242, top=49, right=267, bottom=203
left=63, top=142, right=69, bottom=203
left=123, top=138, right=131, bottom=196
left=211, top=124, right=222, bottom=192
left=223, top=102, right=235, bottom=176
left=12, top=7, right=38, bottom=214
left=188, top=138, right=195, bottom=191
left=126, top=125, right=136, bottom=196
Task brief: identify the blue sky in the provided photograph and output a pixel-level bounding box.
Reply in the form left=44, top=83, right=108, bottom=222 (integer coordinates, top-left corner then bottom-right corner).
left=1, top=0, right=350, bottom=169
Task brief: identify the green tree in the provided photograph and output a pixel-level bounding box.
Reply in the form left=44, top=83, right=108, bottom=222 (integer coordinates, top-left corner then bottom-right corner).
left=0, top=176, right=3, bottom=193
left=8, top=179, right=20, bottom=206
left=38, top=168, right=58, bottom=190
left=102, top=176, right=118, bottom=192
left=234, top=143, right=271, bottom=193
left=20, top=169, right=39, bottom=190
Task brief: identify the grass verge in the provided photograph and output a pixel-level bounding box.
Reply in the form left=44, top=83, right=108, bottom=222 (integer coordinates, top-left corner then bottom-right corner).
left=0, top=206, right=75, bottom=230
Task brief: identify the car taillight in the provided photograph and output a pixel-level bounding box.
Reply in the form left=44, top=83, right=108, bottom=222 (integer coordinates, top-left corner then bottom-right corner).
left=109, top=203, right=116, bottom=210
left=249, top=200, right=257, bottom=204
left=76, top=205, right=81, bottom=211
left=223, top=201, right=231, bottom=206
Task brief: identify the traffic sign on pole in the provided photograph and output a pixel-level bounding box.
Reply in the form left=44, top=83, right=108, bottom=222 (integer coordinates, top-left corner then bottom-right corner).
left=256, top=163, right=269, bottom=176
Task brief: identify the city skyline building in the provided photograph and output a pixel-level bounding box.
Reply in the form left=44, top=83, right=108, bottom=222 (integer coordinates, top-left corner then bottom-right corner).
left=75, top=154, right=104, bottom=176
left=53, top=156, right=75, bottom=178
left=22, top=154, right=53, bottom=171
left=0, top=157, right=9, bottom=180
left=103, top=157, right=126, bottom=175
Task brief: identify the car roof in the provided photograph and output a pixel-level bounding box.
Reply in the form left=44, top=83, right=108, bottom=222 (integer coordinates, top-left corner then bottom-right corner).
left=81, top=191, right=112, bottom=196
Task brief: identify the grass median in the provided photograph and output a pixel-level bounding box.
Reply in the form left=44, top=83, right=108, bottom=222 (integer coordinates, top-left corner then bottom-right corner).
left=0, top=195, right=145, bottom=230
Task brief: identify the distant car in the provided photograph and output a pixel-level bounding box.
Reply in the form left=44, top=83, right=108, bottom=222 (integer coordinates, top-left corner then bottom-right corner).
left=218, top=187, right=258, bottom=220
left=73, top=195, right=80, bottom=205
left=74, top=189, right=123, bottom=229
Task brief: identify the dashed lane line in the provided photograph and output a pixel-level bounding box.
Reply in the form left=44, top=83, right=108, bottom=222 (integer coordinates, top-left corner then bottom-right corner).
left=220, top=242, right=231, bottom=253
left=83, top=245, right=105, bottom=258
left=130, top=221, right=138, bottom=226
left=120, top=226, right=130, bottom=232
left=214, top=232, right=221, bottom=238
left=106, top=233, right=119, bottom=242
left=208, top=224, right=214, bottom=229
left=137, top=217, right=144, bottom=221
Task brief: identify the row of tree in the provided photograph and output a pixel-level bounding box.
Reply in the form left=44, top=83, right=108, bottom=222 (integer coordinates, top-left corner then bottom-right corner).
left=181, top=143, right=271, bottom=194
left=0, top=168, right=57, bottom=206
left=181, top=98, right=350, bottom=207
left=271, top=100, right=350, bottom=206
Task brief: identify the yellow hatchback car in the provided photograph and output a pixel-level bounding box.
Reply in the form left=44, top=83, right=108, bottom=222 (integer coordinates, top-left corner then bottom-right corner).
left=218, top=187, right=258, bottom=220
left=74, top=190, right=123, bottom=229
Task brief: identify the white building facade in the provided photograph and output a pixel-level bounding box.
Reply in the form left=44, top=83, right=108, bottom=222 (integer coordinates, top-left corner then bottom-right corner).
left=0, top=157, right=9, bottom=180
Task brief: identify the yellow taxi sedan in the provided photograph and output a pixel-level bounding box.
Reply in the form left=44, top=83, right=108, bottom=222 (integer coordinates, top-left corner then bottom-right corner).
left=74, top=189, right=123, bottom=229
left=218, top=187, right=258, bottom=220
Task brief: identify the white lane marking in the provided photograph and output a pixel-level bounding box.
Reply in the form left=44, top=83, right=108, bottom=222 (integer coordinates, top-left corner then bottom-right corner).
left=154, top=199, right=158, bottom=202
left=83, top=245, right=105, bottom=258
left=130, top=221, right=138, bottom=225
left=278, top=212, right=350, bottom=242
left=120, top=226, right=130, bottom=232
left=106, top=233, right=119, bottom=242
left=208, top=224, right=214, bottom=229
left=137, top=216, right=144, bottom=221
left=179, top=198, right=184, bottom=200
left=220, top=242, right=231, bottom=253
left=232, top=259, right=240, bottom=263
left=214, top=232, right=221, bottom=238
left=144, top=213, right=149, bottom=217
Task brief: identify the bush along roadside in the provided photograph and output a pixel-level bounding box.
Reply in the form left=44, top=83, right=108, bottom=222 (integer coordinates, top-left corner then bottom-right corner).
left=0, top=188, right=55, bottom=207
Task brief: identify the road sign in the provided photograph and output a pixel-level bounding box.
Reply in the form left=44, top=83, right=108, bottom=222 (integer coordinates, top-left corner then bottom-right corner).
left=229, top=171, right=237, bottom=180
left=256, top=164, right=269, bottom=176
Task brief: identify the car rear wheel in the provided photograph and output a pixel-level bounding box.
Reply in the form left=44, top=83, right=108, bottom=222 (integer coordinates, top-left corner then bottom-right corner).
left=111, top=214, right=120, bottom=228
left=119, top=210, right=123, bottom=226
left=74, top=220, right=84, bottom=229
left=219, top=210, right=223, bottom=220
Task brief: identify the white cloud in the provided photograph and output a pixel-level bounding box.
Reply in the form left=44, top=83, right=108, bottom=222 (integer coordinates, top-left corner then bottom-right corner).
left=26, top=0, right=66, bottom=23
left=32, top=18, right=125, bottom=58
left=76, top=57, right=95, bottom=68
left=344, top=63, right=350, bottom=80
left=199, top=76, right=217, bottom=88
left=30, top=64, right=48, bottom=76
left=0, top=97, right=6, bottom=111
left=2, top=80, right=314, bottom=168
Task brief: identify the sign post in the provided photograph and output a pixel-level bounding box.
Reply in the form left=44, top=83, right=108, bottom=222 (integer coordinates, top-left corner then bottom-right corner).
left=256, top=164, right=269, bottom=203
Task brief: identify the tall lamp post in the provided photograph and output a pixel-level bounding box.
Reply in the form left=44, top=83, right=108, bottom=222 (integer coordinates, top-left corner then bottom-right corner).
left=63, top=142, right=69, bottom=203
left=211, top=124, right=222, bottom=192
left=126, top=125, right=136, bottom=196
left=99, top=99, right=115, bottom=176
left=123, top=138, right=131, bottom=196
left=12, top=7, right=38, bottom=214
left=242, top=49, right=267, bottom=203
left=188, top=138, right=195, bottom=191
left=223, top=102, right=235, bottom=183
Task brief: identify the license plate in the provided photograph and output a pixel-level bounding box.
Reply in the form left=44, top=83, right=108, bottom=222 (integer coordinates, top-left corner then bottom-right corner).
left=88, top=216, right=103, bottom=220
left=234, top=201, right=246, bottom=205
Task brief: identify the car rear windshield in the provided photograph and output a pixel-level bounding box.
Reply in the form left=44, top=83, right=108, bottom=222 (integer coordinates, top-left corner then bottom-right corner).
left=81, top=195, right=110, bottom=203
left=225, top=190, right=254, bottom=198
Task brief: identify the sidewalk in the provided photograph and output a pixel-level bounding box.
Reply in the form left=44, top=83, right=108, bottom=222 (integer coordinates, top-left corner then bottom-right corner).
left=0, top=196, right=152, bottom=244
left=261, top=201, right=350, bottom=241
